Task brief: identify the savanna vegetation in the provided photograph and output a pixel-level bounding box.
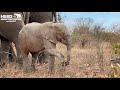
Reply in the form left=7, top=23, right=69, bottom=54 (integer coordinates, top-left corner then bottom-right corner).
left=1, top=13, right=120, bottom=78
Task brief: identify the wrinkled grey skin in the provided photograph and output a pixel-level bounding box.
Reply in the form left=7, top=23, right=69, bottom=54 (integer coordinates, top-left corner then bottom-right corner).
left=19, top=22, right=71, bottom=74
left=0, top=12, right=25, bottom=67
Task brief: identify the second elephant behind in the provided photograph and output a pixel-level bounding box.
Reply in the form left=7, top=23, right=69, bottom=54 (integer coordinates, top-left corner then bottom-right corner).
left=24, top=12, right=57, bottom=24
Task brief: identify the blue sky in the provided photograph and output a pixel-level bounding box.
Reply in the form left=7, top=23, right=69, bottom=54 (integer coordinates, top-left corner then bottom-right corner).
left=59, top=12, right=120, bottom=31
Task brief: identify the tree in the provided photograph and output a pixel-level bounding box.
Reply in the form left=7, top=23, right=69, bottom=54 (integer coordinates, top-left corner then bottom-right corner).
left=92, top=24, right=106, bottom=72
left=57, top=12, right=66, bottom=23
left=71, top=17, right=94, bottom=48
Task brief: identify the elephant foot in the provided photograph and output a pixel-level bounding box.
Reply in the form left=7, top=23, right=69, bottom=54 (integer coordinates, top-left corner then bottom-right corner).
left=59, top=67, right=66, bottom=77
left=31, top=64, right=37, bottom=72
left=0, top=59, right=7, bottom=68
left=48, top=70, right=55, bottom=76
left=0, top=62, right=5, bottom=68
left=53, top=21, right=57, bottom=23
left=15, top=58, right=23, bottom=69
left=16, top=64, right=23, bottom=69
left=22, top=65, right=37, bottom=73
left=16, top=61, right=23, bottom=69
left=48, top=66, right=55, bottom=76
left=23, top=68, right=32, bottom=73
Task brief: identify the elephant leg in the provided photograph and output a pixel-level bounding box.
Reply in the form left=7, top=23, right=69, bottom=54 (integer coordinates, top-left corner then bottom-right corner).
left=0, top=36, right=2, bottom=62
left=14, top=40, right=23, bottom=67
left=24, top=12, right=30, bottom=24
left=37, top=51, right=50, bottom=64
left=22, top=51, right=29, bottom=71
left=9, top=42, right=17, bottom=62
left=0, top=37, right=10, bottom=67
left=38, top=50, right=54, bottom=75
left=31, top=52, right=38, bottom=71
left=52, top=12, right=57, bottom=22
left=48, top=55, right=55, bottom=75
left=47, top=49, right=67, bottom=75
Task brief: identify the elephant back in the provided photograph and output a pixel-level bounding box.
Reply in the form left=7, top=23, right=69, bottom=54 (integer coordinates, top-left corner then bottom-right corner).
left=29, top=12, right=53, bottom=23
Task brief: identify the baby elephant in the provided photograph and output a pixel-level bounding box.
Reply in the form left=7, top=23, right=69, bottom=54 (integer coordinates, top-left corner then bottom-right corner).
left=18, top=22, right=70, bottom=73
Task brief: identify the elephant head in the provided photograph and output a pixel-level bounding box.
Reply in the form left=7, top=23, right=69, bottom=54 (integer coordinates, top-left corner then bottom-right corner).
left=43, top=23, right=71, bottom=65
left=54, top=23, right=71, bottom=65
left=38, top=22, right=71, bottom=65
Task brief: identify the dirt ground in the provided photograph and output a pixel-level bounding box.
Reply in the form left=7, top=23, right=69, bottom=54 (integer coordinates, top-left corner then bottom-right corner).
left=0, top=42, right=115, bottom=78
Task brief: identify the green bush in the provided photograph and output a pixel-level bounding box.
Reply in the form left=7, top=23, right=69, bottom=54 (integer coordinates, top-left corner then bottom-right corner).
left=113, top=44, right=120, bottom=55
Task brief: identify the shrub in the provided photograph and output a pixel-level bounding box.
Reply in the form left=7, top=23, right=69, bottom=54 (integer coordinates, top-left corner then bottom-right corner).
left=113, top=44, right=120, bottom=55
left=108, top=63, right=120, bottom=78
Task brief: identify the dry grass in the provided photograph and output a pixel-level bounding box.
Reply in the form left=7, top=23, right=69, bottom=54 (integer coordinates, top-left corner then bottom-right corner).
left=0, top=42, right=116, bottom=78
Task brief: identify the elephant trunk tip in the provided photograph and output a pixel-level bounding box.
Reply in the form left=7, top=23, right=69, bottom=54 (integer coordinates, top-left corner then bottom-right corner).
left=61, top=61, right=69, bottom=66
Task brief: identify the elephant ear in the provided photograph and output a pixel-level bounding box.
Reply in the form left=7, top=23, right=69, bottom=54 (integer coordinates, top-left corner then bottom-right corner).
left=41, top=23, right=57, bottom=44
left=53, top=23, right=65, bottom=40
